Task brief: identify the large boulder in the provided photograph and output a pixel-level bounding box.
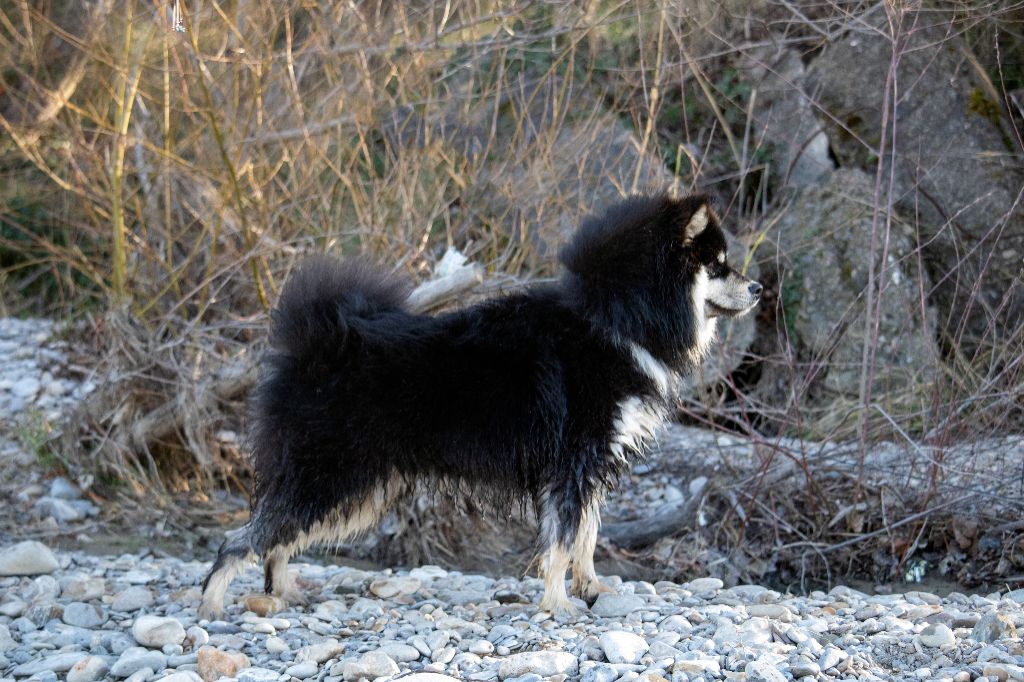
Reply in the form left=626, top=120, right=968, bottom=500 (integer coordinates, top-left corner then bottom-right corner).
left=805, top=18, right=1024, bottom=342
left=743, top=47, right=836, bottom=189
left=763, top=169, right=938, bottom=403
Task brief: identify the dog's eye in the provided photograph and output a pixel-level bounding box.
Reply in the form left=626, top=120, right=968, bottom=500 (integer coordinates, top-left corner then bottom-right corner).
left=710, top=262, right=728, bottom=278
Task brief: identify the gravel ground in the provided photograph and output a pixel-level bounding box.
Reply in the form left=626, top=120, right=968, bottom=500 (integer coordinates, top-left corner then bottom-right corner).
left=1, top=540, right=1023, bottom=682
left=0, top=318, right=95, bottom=426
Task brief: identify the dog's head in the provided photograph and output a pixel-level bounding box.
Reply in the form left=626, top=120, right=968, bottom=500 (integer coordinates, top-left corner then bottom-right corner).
left=560, top=194, right=761, bottom=365
left=680, top=202, right=762, bottom=319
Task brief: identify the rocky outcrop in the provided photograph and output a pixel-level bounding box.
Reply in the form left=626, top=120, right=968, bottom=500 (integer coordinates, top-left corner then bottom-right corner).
left=762, top=169, right=938, bottom=401
left=805, top=17, right=1024, bottom=343
left=743, top=48, right=836, bottom=189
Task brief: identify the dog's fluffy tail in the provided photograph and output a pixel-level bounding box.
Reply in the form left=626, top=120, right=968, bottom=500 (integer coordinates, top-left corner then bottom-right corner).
left=270, top=255, right=410, bottom=363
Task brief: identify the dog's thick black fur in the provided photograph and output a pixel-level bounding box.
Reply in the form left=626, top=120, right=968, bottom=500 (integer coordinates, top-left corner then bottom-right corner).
left=199, top=194, right=761, bottom=618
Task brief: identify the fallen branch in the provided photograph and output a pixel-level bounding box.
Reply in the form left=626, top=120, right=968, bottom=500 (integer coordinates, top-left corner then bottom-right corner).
left=601, top=485, right=704, bottom=549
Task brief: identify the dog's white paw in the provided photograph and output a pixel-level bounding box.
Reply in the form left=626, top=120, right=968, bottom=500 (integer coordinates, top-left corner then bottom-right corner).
left=197, top=601, right=224, bottom=622
left=573, top=579, right=616, bottom=602
left=540, top=595, right=579, bottom=617
left=280, top=588, right=308, bottom=607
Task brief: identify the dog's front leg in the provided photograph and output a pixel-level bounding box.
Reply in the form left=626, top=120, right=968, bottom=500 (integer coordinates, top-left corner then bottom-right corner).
left=537, top=490, right=578, bottom=615
left=570, top=503, right=616, bottom=602
left=539, top=543, right=576, bottom=615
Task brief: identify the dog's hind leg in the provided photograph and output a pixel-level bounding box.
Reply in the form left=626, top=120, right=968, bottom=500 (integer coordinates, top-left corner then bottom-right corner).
left=199, top=524, right=256, bottom=620
left=258, top=474, right=405, bottom=610
left=570, top=500, right=615, bottom=602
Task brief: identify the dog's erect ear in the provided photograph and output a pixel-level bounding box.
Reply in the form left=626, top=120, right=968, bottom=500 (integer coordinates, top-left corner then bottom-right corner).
left=683, top=204, right=709, bottom=243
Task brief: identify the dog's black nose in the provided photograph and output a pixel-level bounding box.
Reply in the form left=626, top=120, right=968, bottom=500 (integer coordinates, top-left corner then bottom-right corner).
left=749, top=281, right=763, bottom=298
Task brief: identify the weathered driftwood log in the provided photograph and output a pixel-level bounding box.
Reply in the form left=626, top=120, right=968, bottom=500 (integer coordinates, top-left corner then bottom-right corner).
left=600, top=493, right=702, bottom=549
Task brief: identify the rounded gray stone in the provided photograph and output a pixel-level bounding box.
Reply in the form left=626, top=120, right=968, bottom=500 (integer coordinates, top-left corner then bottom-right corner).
left=11, top=652, right=88, bottom=676
left=237, top=667, right=283, bottom=682
left=599, top=631, right=649, bottom=664
left=109, top=647, right=167, bottom=678
left=498, top=651, right=578, bottom=679
left=66, top=655, right=110, bottom=682
left=112, top=586, right=154, bottom=612
left=591, top=593, right=645, bottom=618
left=62, top=602, right=108, bottom=628
left=0, top=541, right=59, bottom=576
left=131, top=615, right=186, bottom=649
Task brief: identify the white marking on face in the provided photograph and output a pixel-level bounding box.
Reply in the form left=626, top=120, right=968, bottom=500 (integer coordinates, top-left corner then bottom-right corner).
left=717, top=252, right=725, bottom=264
left=706, top=270, right=761, bottom=316
left=691, top=267, right=718, bottom=363
left=629, top=343, right=675, bottom=397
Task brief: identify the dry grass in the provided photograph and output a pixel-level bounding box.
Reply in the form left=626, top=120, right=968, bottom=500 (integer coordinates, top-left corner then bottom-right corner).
left=1, top=0, right=1023, bottom=588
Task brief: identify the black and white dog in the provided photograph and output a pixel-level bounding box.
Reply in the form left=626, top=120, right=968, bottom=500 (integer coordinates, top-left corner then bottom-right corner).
left=199, top=194, right=761, bottom=618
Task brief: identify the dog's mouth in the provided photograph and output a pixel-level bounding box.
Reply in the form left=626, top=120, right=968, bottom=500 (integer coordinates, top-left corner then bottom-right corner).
left=706, top=300, right=757, bottom=319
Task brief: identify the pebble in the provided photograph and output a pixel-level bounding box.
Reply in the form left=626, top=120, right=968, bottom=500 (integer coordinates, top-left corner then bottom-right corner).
left=918, top=622, right=956, bottom=647
left=296, top=637, right=345, bottom=664
left=599, top=631, right=649, bottom=664
left=131, top=614, right=186, bottom=648
left=286, top=660, right=320, bottom=677
left=380, top=643, right=422, bottom=662
left=817, top=645, right=846, bottom=671
left=109, top=646, right=167, bottom=677
left=63, top=577, right=106, bottom=601
left=746, top=658, right=788, bottom=682
left=0, top=541, right=59, bottom=576
left=66, top=655, right=110, bottom=682
left=237, top=667, right=281, bottom=682
left=33, top=496, right=85, bottom=523
left=197, top=645, right=250, bottom=681
left=61, top=601, right=107, bottom=628
left=369, top=576, right=421, bottom=598
left=339, top=651, right=400, bottom=680
left=972, top=612, right=1018, bottom=643
left=242, top=593, right=284, bottom=616
left=264, top=635, right=290, bottom=654
left=112, top=586, right=155, bottom=612
left=123, top=666, right=155, bottom=682
left=673, top=657, right=720, bottom=675
left=12, top=376, right=40, bottom=398
left=591, top=593, right=645, bottom=618
left=498, top=651, right=579, bottom=678
left=683, top=577, right=724, bottom=592
left=788, top=660, right=820, bottom=677
left=746, top=603, right=793, bottom=621
left=11, top=652, right=88, bottom=676
left=161, top=673, right=204, bottom=682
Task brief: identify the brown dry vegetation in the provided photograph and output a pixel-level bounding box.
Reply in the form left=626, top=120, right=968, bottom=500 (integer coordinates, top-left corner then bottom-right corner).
left=1, top=0, right=1023, bottom=590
